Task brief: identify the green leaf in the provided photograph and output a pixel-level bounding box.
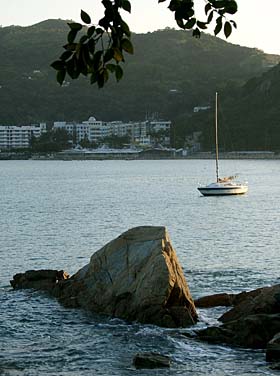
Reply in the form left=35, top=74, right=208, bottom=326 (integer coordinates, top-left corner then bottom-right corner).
left=113, top=48, right=124, bottom=62
left=176, top=19, right=185, bottom=29
left=224, top=21, right=232, bottom=38
left=212, top=1, right=227, bottom=9
left=104, top=48, right=114, bottom=63
left=225, top=1, right=238, bottom=14
left=60, top=51, right=72, bottom=61
left=68, top=29, right=78, bottom=44
left=115, top=65, right=123, bottom=82
left=51, top=60, right=65, bottom=71
left=80, top=35, right=88, bottom=44
left=106, top=64, right=116, bottom=73
left=230, top=19, right=237, bottom=29
left=120, top=20, right=131, bottom=37
left=158, top=0, right=166, bottom=2
left=185, top=18, right=196, bottom=29
left=207, top=10, right=214, bottom=24
left=81, top=9, right=91, bottom=24
left=57, top=69, right=66, bottom=85
left=68, top=22, right=82, bottom=31
left=95, top=28, right=104, bottom=35
left=205, top=3, right=212, bottom=14
left=66, top=58, right=79, bottom=79
left=93, top=50, right=103, bottom=70
left=88, top=38, right=95, bottom=54
left=214, top=20, right=223, bottom=36
left=121, top=0, right=131, bottom=13
left=121, top=38, right=134, bottom=54
left=87, top=26, right=96, bottom=38
left=197, top=21, right=207, bottom=30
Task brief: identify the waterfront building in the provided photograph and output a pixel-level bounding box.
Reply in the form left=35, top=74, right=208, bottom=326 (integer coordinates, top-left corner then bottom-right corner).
left=53, top=117, right=172, bottom=146
left=0, top=123, right=46, bottom=150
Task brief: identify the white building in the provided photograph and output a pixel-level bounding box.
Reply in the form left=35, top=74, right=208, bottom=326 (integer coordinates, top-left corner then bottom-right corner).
left=53, top=117, right=172, bottom=146
left=150, top=120, right=171, bottom=133
left=0, top=123, right=47, bottom=149
left=53, top=117, right=110, bottom=143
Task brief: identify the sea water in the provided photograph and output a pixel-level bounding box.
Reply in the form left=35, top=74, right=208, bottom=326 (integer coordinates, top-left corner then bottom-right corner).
left=0, top=159, right=279, bottom=375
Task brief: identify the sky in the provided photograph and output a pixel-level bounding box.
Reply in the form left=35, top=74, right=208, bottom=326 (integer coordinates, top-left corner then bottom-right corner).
left=1, top=0, right=280, bottom=55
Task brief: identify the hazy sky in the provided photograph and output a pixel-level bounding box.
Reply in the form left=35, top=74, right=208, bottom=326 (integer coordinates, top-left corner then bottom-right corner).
left=1, top=0, right=280, bottom=55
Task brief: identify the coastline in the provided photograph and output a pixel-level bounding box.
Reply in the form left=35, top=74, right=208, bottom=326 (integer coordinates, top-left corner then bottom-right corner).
left=1, top=151, right=279, bottom=161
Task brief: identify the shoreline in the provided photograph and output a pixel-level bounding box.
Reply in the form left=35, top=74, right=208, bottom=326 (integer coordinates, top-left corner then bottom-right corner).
left=1, top=151, right=280, bottom=161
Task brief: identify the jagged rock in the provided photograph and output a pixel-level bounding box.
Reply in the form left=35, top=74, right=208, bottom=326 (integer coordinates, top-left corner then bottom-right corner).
left=10, top=269, right=69, bottom=291
left=11, top=226, right=197, bottom=328
left=197, top=313, right=280, bottom=349
left=55, top=226, right=197, bottom=327
left=133, top=352, right=171, bottom=368
left=219, top=284, right=280, bottom=323
left=266, top=333, right=280, bottom=362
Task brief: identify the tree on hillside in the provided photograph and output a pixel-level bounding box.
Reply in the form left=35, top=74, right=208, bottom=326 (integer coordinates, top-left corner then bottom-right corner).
left=52, top=0, right=237, bottom=88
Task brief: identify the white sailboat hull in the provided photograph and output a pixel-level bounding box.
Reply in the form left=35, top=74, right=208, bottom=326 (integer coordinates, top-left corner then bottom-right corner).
left=198, top=183, right=248, bottom=196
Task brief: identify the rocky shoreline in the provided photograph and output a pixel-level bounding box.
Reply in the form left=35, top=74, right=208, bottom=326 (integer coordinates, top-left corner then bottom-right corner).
left=10, top=226, right=280, bottom=369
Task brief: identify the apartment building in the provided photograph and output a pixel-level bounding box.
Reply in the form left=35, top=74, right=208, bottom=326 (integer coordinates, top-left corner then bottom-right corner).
left=53, top=117, right=171, bottom=145
left=0, top=123, right=47, bottom=149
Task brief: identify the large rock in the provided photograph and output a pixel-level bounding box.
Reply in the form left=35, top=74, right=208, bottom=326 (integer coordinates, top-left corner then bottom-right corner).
left=11, top=226, right=197, bottom=328
left=219, top=284, right=280, bottom=323
left=55, top=226, right=197, bottom=327
left=195, top=284, right=280, bottom=351
left=197, top=313, right=280, bottom=349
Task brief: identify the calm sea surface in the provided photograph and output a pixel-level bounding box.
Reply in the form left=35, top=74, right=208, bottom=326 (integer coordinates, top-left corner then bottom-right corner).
left=0, top=159, right=279, bottom=375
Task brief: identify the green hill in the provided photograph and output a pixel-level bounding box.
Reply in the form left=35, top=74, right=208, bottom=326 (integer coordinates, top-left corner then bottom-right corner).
left=0, top=19, right=278, bottom=130
left=186, top=62, right=280, bottom=151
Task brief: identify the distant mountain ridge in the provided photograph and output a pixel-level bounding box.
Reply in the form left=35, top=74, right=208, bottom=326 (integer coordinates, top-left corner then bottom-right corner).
left=0, top=19, right=278, bottom=130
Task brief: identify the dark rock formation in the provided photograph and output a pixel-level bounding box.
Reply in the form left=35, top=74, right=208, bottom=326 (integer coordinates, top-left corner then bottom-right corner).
left=194, top=288, right=266, bottom=309
left=133, top=353, right=171, bottom=369
left=10, top=269, right=69, bottom=291
left=266, top=333, right=280, bottom=362
left=219, top=284, right=280, bottom=323
left=195, top=293, right=235, bottom=308
left=195, top=284, right=280, bottom=352
left=197, top=313, right=280, bottom=349
left=10, top=226, right=197, bottom=328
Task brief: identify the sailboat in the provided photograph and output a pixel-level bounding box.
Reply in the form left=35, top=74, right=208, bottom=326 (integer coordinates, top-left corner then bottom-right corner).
left=197, top=92, right=248, bottom=196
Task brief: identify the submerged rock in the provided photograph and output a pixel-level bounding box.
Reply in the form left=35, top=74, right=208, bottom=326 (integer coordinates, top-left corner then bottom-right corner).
left=10, top=226, right=197, bottom=328
left=133, top=352, right=171, bottom=369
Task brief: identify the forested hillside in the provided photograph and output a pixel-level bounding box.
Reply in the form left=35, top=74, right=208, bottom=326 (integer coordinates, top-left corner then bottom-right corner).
left=0, top=19, right=278, bottom=130
left=186, top=62, right=280, bottom=151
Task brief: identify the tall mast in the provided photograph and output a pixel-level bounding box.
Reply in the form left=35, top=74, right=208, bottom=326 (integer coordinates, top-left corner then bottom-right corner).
left=215, top=92, right=219, bottom=182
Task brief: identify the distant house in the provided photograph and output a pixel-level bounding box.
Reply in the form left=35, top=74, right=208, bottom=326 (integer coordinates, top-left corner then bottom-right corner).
left=193, top=106, right=211, bottom=113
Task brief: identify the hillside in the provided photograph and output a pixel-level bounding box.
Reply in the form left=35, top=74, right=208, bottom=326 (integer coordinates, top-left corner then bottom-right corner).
left=187, top=62, right=280, bottom=151
left=0, top=19, right=278, bottom=127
